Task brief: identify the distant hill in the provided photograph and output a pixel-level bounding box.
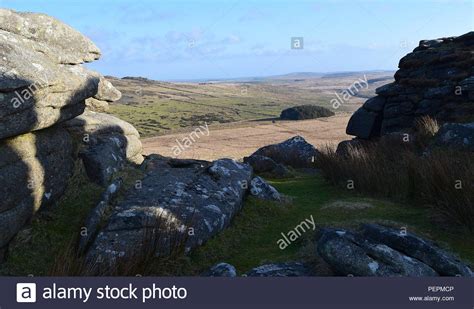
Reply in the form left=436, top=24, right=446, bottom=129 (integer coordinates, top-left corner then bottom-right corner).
left=122, top=71, right=395, bottom=84
left=105, top=71, right=394, bottom=137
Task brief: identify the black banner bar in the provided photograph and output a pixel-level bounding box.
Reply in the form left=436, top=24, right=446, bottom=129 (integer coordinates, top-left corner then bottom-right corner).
left=1, top=277, right=472, bottom=308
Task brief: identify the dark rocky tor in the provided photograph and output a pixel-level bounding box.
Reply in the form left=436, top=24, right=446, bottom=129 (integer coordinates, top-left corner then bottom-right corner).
left=346, top=32, right=474, bottom=139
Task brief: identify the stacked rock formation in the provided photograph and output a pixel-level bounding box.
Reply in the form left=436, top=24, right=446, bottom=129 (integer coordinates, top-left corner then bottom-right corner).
left=0, top=9, right=143, bottom=257
left=347, top=31, right=474, bottom=139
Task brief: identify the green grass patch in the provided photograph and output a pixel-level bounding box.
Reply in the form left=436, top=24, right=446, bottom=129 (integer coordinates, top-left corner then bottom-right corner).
left=185, top=175, right=474, bottom=275
left=2, top=173, right=472, bottom=276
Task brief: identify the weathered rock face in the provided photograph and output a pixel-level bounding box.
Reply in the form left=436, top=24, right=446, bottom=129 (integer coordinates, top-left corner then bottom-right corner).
left=433, top=122, right=474, bottom=151
left=317, top=224, right=473, bottom=277
left=0, top=9, right=141, bottom=259
left=94, top=76, right=122, bottom=102
left=0, top=9, right=100, bottom=64
left=347, top=32, right=474, bottom=139
left=204, top=263, right=237, bottom=277
left=86, top=156, right=253, bottom=266
left=249, top=136, right=319, bottom=168
left=0, top=127, right=75, bottom=248
left=249, top=176, right=282, bottom=201
left=0, top=9, right=102, bottom=140
left=63, top=111, right=143, bottom=185
left=85, top=76, right=122, bottom=112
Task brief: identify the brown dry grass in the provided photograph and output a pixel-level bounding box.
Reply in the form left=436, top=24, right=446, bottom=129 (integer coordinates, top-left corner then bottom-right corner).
left=142, top=115, right=352, bottom=161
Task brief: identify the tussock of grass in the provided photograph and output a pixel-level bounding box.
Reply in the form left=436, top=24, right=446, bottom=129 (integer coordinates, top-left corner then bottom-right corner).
left=316, top=137, right=474, bottom=231
left=415, top=116, right=440, bottom=138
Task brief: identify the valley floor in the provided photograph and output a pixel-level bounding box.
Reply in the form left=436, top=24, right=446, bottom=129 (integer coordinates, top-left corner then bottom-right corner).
left=142, top=114, right=352, bottom=161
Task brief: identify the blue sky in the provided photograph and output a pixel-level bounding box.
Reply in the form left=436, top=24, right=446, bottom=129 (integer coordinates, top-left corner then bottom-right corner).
left=2, top=0, right=473, bottom=80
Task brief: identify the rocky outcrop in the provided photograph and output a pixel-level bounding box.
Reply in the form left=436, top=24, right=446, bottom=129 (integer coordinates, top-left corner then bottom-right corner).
left=0, top=9, right=142, bottom=257
left=317, top=224, right=473, bottom=277
left=63, top=111, right=143, bottom=185
left=347, top=32, right=474, bottom=139
left=0, top=9, right=101, bottom=140
left=433, top=122, right=474, bottom=151
left=0, top=9, right=100, bottom=64
left=248, top=136, right=318, bottom=168
left=86, top=156, right=253, bottom=266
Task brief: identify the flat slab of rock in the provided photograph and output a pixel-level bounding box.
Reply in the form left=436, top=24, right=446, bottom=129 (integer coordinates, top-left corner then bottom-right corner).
left=321, top=200, right=374, bottom=210
left=0, top=9, right=100, bottom=64
left=87, top=156, right=253, bottom=266
left=362, top=224, right=473, bottom=277
left=317, top=224, right=473, bottom=277
left=249, top=136, right=318, bottom=168
left=246, top=262, right=312, bottom=277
